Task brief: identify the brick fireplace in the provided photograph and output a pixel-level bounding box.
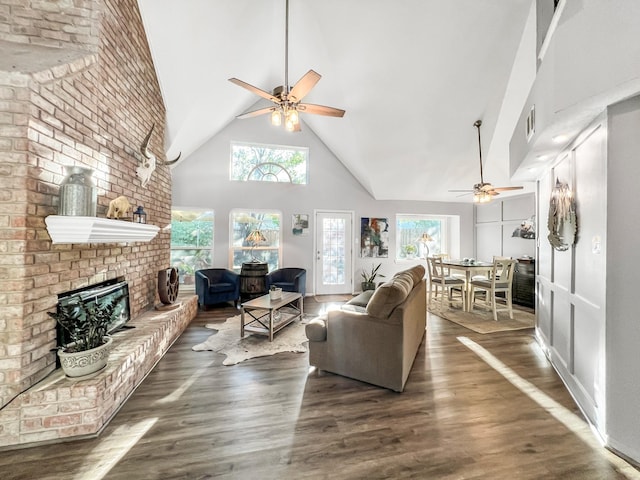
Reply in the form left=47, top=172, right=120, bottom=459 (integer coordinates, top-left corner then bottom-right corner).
left=0, top=0, right=196, bottom=448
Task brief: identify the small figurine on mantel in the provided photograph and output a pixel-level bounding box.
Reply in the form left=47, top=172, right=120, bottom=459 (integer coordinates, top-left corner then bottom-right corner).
left=107, top=195, right=133, bottom=220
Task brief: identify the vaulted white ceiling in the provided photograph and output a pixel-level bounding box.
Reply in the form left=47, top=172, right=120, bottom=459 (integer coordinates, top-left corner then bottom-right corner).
left=137, top=0, right=535, bottom=202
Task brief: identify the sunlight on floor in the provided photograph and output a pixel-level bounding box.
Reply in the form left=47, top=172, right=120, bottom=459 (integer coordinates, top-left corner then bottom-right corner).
left=457, top=336, right=640, bottom=479
left=152, top=359, right=215, bottom=405
left=74, top=418, right=158, bottom=480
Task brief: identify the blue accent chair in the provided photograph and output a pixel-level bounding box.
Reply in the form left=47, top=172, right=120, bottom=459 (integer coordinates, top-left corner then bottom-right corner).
left=195, top=268, right=240, bottom=308
left=265, top=268, right=306, bottom=296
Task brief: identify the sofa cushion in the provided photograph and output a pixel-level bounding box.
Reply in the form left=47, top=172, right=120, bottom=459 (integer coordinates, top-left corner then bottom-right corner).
left=272, top=281, right=295, bottom=291
left=394, top=264, right=425, bottom=285
left=305, top=317, right=327, bottom=341
left=346, top=290, right=375, bottom=308
left=366, top=273, right=413, bottom=318
left=341, top=304, right=367, bottom=314
left=209, top=282, right=235, bottom=293
left=394, top=271, right=415, bottom=290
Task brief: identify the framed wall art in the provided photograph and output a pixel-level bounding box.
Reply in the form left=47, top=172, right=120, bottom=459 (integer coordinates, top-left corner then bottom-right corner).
left=292, top=214, right=309, bottom=236
left=361, top=217, right=389, bottom=258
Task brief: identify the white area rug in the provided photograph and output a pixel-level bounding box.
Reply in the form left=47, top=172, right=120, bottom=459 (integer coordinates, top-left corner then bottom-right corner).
left=192, top=314, right=310, bottom=365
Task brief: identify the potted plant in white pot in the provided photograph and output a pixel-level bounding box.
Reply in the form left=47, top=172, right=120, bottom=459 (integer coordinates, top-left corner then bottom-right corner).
left=403, top=244, right=417, bottom=259
left=47, top=294, right=123, bottom=378
left=361, top=263, right=385, bottom=291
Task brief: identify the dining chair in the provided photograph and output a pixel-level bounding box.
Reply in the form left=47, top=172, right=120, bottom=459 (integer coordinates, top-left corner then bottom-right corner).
left=427, top=256, right=466, bottom=310
left=471, top=255, right=512, bottom=282
left=432, top=253, right=464, bottom=279
left=431, top=253, right=449, bottom=270
left=469, top=259, right=516, bottom=321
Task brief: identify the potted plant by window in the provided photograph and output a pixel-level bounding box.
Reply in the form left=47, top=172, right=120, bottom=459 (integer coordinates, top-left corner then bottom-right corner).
left=361, top=263, right=385, bottom=291
left=47, top=295, right=123, bottom=378
left=403, top=244, right=417, bottom=259
left=179, top=264, right=196, bottom=285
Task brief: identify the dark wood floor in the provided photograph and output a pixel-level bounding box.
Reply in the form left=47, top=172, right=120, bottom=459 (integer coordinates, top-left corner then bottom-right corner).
left=1, top=295, right=637, bottom=480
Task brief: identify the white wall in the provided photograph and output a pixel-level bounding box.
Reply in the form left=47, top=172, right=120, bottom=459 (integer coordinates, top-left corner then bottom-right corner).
left=171, top=115, right=474, bottom=294
left=475, top=193, right=536, bottom=262
left=536, top=118, right=607, bottom=428
left=508, top=1, right=640, bottom=464
left=510, top=0, right=640, bottom=177
left=535, top=100, right=640, bottom=464
left=605, top=96, right=640, bottom=461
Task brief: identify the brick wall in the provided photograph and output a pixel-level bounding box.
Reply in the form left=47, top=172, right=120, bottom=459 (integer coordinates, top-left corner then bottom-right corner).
left=0, top=0, right=100, bottom=51
left=0, top=0, right=174, bottom=411
left=0, top=296, right=198, bottom=447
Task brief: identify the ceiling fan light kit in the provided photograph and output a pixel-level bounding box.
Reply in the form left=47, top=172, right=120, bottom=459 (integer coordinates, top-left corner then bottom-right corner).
left=271, top=110, right=282, bottom=126
left=473, top=190, right=493, bottom=204
left=285, top=108, right=299, bottom=131
left=449, top=119, right=524, bottom=203
left=229, top=0, right=345, bottom=132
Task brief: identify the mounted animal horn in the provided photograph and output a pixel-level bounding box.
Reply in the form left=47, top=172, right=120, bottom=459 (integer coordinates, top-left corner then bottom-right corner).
left=140, top=123, right=181, bottom=166
left=137, top=124, right=181, bottom=188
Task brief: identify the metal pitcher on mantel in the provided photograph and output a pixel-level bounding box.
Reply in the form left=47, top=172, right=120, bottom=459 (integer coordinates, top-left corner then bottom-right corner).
left=58, top=166, right=97, bottom=216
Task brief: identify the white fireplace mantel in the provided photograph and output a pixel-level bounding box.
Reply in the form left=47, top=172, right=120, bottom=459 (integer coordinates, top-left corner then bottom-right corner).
left=45, top=215, right=160, bottom=244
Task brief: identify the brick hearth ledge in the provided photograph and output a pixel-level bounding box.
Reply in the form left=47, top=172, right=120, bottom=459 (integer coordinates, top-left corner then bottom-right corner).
left=0, top=295, right=198, bottom=449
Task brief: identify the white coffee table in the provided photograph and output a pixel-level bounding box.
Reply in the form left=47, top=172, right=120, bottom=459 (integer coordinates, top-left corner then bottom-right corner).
left=240, top=291, right=303, bottom=341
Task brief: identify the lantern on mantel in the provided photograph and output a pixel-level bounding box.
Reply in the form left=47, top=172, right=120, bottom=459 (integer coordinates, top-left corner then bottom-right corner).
left=133, top=206, right=147, bottom=224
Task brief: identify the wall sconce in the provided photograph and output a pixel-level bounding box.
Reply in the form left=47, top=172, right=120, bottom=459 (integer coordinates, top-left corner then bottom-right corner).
left=133, top=206, right=147, bottom=224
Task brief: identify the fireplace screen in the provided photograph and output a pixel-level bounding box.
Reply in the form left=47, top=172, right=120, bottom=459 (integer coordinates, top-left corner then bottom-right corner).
left=56, top=280, right=131, bottom=348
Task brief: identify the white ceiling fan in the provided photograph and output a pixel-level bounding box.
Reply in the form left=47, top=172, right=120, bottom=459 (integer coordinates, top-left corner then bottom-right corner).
left=449, top=120, right=523, bottom=203
left=228, top=0, right=345, bottom=132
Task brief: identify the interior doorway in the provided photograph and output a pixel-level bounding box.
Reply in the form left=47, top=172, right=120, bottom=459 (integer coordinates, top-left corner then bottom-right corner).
left=314, top=210, right=353, bottom=295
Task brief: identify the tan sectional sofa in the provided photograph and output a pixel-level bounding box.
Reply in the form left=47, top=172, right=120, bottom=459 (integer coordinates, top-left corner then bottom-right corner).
left=305, top=265, right=427, bottom=392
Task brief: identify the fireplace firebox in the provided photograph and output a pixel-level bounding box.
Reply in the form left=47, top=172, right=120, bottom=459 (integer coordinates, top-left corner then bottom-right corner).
left=55, top=279, right=131, bottom=352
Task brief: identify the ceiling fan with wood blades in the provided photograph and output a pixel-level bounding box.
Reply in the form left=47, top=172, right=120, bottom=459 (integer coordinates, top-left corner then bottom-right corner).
left=229, top=0, right=345, bottom=132
left=449, top=120, right=523, bottom=203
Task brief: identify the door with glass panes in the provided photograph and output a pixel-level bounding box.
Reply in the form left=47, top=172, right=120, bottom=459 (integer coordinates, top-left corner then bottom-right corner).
left=314, top=211, right=353, bottom=295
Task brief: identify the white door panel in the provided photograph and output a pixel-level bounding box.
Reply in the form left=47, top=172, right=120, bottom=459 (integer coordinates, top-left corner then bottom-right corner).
left=315, top=211, right=353, bottom=295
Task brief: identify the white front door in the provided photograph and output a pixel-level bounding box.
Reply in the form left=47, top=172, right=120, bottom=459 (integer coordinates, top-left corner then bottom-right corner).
left=314, top=211, right=353, bottom=295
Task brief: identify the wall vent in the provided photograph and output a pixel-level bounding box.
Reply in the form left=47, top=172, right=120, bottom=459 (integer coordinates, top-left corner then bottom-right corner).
left=526, top=105, right=535, bottom=142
